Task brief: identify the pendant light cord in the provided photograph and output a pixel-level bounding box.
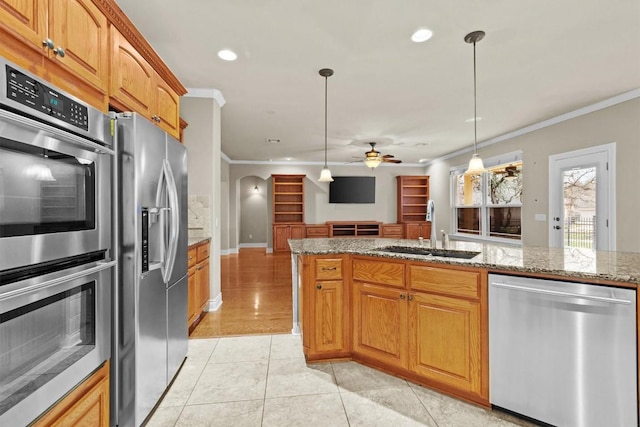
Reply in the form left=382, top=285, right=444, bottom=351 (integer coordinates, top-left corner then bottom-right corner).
left=473, top=40, right=478, bottom=154
left=324, top=75, right=328, bottom=167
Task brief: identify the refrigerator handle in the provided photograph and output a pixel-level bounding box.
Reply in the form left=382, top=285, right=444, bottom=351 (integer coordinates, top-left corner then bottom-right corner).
left=155, top=163, right=170, bottom=282
left=164, top=159, right=180, bottom=283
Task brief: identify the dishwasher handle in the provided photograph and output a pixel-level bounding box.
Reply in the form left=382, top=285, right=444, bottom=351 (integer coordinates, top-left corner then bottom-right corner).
left=490, top=282, right=633, bottom=305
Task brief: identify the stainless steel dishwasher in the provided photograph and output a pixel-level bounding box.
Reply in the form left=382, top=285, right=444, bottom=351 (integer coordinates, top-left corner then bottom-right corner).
left=489, top=274, right=637, bottom=427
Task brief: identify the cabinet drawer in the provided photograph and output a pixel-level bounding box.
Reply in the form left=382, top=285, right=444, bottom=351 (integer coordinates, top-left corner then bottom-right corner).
left=353, top=258, right=404, bottom=288
left=188, top=247, right=197, bottom=268
left=197, top=243, right=210, bottom=262
left=306, top=225, right=329, bottom=238
left=409, top=265, right=480, bottom=299
left=315, top=258, right=343, bottom=280
left=381, top=224, right=404, bottom=238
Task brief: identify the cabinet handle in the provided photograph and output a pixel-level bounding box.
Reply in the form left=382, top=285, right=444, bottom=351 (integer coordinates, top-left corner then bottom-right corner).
left=53, top=47, right=65, bottom=57
left=400, top=294, right=405, bottom=300
left=407, top=294, right=414, bottom=301
left=321, top=267, right=337, bottom=271
left=316, top=284, right=322, bottom=290
left=42, top=39, right=54, bottom=49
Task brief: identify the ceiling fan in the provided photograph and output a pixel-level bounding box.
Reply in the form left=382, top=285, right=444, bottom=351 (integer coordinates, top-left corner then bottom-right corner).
left=494, top=164, right=521, bottom=179
left=358, top=142, right=402, bottom=169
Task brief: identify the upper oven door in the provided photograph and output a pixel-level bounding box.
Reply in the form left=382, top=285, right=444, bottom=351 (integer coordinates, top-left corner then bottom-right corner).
left=0, top=109, right=113, bottom=272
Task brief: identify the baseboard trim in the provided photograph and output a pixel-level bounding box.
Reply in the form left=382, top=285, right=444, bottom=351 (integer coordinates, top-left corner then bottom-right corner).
left=238, top=242, right=267, bottom=248
left=207, top=292, right=222, bottom=311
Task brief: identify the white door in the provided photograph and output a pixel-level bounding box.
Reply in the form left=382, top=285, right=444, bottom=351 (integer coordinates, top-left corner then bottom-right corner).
left=549, top=143, right=615, bottom=250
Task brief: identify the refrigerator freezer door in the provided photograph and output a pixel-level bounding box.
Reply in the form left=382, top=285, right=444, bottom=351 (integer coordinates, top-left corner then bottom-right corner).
left=167, top=275, right=188, bottom=381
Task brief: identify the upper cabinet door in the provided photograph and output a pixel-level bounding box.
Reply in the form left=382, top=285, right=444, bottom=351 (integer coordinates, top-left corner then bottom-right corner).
left=154, top=74, right=180, bottom=138
left=48, top=0, right=108, bottom=92
left=110, top=25, right=154, bottom=116
left=0, top=0, right=47, bottom=49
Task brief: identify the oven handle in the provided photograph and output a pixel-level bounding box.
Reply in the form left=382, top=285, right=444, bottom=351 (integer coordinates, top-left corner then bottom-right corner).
left=0, top=260, right=116, bottom=302
left=0, top=109, right=114, bottom=156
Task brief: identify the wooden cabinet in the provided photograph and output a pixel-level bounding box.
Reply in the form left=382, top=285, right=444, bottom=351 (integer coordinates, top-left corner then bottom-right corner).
left=272, top=174, right=305, bottom=224
left=273, top=224, right=305, bottom=252
left=0, top=0, right=109, bottom=110
left=110, top=25, right=180, bottom=139
left=33, top=361, right=110, bottom=427
left=352, top=281, right=408, bottom=368
left=300, top=255, right=350, bottom=360
left=405, top=222, right=432, bottom=240
left=381, top=223, right=404, bottom=238
left=300, top=254, right=489, bottom=405
left=407, top=263, right=487, bottom=401
left=187, top=240, right=211, bottom=332
left=305, top=224, right=329, bottom=238
left=396, top=175, right=430, bottom=223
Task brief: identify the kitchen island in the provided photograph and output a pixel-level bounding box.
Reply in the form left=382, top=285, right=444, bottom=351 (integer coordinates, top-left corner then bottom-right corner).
left=288, top=237, right=640, bottom=410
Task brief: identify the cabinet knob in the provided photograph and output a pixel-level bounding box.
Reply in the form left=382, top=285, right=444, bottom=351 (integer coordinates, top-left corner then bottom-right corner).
left=53, top=47, right=65, bottom=57
left=400, top=294, right=405, bottom=300
left=407, top=294, right=414, bottom=301
left=316, top=284, right=322, bottom=290
left=42, top=39, right=54, bottom=49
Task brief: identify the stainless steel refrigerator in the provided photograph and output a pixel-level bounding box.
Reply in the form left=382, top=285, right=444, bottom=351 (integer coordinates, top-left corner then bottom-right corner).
left=111, top=112, right=188, bottom=427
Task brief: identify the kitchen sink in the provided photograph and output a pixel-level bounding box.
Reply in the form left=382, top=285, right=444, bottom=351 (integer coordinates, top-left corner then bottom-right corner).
left=374, top=246, right=481, bottom=260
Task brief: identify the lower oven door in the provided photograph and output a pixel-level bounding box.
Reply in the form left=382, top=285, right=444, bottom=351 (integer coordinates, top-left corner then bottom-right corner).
left=0, top=260, right=113, bottom=426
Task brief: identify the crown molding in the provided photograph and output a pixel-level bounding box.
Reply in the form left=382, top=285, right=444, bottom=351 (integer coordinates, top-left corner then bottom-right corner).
left=185, top=88, right=226, bottom=107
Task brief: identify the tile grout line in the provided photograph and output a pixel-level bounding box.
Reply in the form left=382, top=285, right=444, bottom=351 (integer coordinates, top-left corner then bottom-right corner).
left=332, top=362, right=353, bottom=426
left=408, top=384, right=440, bottom=427
left=260, top=334, right=273, bottom=426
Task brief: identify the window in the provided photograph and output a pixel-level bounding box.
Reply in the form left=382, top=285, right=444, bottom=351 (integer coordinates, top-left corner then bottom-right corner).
left=451, top=152, right=522, bottom=242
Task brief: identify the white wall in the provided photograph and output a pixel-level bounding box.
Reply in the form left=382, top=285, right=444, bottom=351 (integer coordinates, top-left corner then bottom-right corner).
left=425, top=97, right=640, bottom=252
left=181, top=96, right=223, bottom=309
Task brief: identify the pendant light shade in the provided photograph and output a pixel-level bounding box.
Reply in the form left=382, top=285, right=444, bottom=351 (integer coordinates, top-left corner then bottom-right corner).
left=318, top=68, right=334, bottom=182
left=464, top=31, right=487, bottom=175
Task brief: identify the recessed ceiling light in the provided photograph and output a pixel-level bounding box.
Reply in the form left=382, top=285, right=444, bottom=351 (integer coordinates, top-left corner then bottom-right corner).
left=465, top=117, right=482, bottom=123
left=419, top=158, right=430, bottom=163
left=411, top=28, right=433, bottom=43
left=218, top=49, right=237, bottom=61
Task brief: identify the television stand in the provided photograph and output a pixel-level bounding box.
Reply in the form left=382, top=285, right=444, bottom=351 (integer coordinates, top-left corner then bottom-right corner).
left=327, top=221, right=381, bottom=237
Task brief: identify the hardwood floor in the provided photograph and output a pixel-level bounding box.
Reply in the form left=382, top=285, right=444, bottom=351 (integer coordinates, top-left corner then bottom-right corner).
left=190, top=248, right=293, bottom=338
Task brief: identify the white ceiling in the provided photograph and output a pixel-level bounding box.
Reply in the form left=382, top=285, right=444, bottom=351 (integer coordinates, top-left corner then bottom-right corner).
left=116, top=0, right=640, bottom=166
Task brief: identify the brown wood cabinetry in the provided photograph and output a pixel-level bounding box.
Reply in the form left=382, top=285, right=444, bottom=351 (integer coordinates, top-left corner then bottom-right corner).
left=273, top=224, right=305, bottom=252
left=272, top=174, right=305, bottom=224
left=0, top=0, right=109, bottom=110
left=305, top=224, right=330, bottom=238
left=381, top=223, right=404, bottom=238
left=188, top=240, right=211, bottom=332
left=110, top=26, right=180, bottom=138
left=328, top=221, right=381, bottom=237
left=404, top=222, right=432, bottom=240
left=301, top=254, right=489, bottom=406
left=407, top=264, right=486, bottom=399
left=299, top=255, right=350, bottom=360
left=396, top=175, right=430, bottom=222
left=33, top=361, right=110, bottom=427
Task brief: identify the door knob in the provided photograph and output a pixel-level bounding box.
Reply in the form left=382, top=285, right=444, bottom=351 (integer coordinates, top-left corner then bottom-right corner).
left=553, top=225, right=561, bottom=230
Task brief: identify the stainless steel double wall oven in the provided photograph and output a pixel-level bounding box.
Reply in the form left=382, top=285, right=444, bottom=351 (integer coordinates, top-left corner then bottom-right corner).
left=0, top=58, right=114, bottom=426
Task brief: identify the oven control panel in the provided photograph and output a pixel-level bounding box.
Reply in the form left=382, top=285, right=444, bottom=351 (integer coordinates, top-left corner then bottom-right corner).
left=5, top=65, right=89, bottom=131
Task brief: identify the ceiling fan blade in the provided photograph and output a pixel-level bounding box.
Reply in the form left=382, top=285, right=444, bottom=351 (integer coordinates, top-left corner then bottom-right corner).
left=382, top=154, right=395, bottom=158
left=383, top=158, right=402, bottom=164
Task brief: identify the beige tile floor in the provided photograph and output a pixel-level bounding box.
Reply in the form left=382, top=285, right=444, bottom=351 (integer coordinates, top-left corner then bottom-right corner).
left=146, top=334, right=535, bottom=427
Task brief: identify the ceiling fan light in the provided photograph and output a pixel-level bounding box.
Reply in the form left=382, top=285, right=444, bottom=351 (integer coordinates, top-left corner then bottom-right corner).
left=364, top=157, right=382, bottom=169
left=318, top=167, right=334, bottom=182
left=464, top=153, right=487, bottom=175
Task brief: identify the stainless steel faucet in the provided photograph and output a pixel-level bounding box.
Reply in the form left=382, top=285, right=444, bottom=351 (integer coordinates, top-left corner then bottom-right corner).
left=426, top=200, right=436, bottom=248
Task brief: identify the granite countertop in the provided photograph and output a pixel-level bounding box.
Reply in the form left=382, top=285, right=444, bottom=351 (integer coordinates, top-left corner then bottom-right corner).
left=288, top=238, right=640, bottom=285
left=188, top=237, right=211, bottom=248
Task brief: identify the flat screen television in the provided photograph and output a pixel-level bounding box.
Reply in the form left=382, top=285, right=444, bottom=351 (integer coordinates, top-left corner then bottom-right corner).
left=329, top=176, right=375, bottom=203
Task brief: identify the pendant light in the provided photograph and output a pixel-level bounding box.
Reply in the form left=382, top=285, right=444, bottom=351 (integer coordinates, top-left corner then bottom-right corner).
left=318, top=68, right=334, bottom=182
left=464, top=30, right=488, bottom=175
